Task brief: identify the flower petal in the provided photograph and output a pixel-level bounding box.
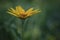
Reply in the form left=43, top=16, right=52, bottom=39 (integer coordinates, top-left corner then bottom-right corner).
left=32, top=9, right=40, bottom=14
left=7, top=11, right=19, bottom=17
left=25, top=8, right=33, bottom=14
left=17, top=6, right=25, bottom=14
left=26, top=9, right=40, bottom=17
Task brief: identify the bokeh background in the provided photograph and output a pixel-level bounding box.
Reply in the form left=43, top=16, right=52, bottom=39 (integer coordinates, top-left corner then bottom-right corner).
left=0, top=0, right=60, bottom=40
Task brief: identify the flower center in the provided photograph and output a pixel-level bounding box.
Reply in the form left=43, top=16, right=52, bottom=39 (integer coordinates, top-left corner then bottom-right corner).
left=20, top=13, right=27, bottom=18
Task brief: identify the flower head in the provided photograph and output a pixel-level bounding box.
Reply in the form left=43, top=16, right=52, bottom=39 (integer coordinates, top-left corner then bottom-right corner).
left=7, top=6, right=40, bottom=19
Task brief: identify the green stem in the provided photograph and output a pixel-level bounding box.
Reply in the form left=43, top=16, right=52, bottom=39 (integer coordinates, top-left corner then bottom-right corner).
left=21, top=19, right=25, bottom=40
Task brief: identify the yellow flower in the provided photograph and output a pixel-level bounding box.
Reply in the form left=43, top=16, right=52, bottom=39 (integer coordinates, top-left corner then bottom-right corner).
left=7, top=6, right=40, bottom=19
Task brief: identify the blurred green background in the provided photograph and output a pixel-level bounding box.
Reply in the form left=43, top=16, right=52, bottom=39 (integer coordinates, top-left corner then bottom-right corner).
left=0, top=0, right=60, bottom=40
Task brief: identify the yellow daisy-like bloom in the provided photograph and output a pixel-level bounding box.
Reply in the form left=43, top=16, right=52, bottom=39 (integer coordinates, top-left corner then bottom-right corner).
left=7, top=6, right=40, bottom=19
